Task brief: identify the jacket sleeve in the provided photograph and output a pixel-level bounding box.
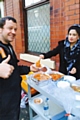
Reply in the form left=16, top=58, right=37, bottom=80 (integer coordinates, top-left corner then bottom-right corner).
left=18, top=65, right=30, bottom=75
left=43, top=40, right=64, bottom=59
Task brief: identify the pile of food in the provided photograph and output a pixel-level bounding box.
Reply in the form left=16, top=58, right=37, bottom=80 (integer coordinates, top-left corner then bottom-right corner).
left=71, top=84, right=80, bottom=92
left=34, top=98, right=43, bottom=104
left=49, top=72, right=64, bottom=81
left=36, top=59, right=41, bottom=68
left=33, top=72, right=50, bottom=81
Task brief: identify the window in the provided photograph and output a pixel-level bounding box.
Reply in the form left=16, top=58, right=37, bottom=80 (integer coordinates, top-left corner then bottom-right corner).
left=0, top=0, right=4, bottom=18
left=27, top=3, right=50, bottom=53
left=24, top=0, right=50, bottom=54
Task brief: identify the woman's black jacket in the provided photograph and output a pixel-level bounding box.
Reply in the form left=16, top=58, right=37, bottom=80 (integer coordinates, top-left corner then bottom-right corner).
left=43, top=40, right=80, bottom=79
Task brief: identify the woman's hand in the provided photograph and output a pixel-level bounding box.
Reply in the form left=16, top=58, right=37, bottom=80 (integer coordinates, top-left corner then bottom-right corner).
left=39, top=54, right=44, bottom=59
left=69, top=67, right=77, bottom=74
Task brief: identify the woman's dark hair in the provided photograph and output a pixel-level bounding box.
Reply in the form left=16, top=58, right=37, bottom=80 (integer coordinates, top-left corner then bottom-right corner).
left=68, top=25, right=80, bottom=37
left=0, top=16, right=17, bottom=28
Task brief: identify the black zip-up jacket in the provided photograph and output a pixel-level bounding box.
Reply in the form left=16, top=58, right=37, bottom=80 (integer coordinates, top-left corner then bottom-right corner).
left=0, top=41, right=30, bottom=120
left=43, top=40, right=80, bottom=79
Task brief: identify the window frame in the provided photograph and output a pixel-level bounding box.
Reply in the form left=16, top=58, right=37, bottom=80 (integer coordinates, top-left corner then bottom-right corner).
left=23, top=0, right=50, bottom=55
left=24, top=0, right=49, bottom=8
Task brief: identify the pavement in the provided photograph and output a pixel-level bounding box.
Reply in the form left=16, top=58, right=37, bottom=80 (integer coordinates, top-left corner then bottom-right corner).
left=19, top=90, right=38, bottom=120
left=19, top=104, right=30, bottom=120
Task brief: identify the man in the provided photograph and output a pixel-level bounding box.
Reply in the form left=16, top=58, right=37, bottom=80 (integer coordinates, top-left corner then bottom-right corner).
left=0, top=16, right=38, bottom=120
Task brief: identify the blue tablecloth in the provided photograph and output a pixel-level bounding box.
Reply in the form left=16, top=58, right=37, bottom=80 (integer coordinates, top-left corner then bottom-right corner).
left=52, top=111, right=68, bottom=120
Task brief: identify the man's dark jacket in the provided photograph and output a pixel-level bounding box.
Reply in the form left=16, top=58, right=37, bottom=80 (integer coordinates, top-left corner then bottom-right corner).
left=0, top=41, right=30, bottom=120
left=43, top=40, right=80, bottom=79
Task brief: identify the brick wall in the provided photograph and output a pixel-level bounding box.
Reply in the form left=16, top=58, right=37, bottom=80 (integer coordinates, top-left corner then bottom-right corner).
left=4, top=0, right=25, bottom=55
left=50, top=0, right=80, bottom=70
left=4, top=0, right=80, bottom=69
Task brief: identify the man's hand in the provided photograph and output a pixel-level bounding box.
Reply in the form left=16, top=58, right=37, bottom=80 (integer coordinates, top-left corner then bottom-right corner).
left=0, top=55, right=14, bottom=79
left=30, top=64, right=39, bottom=72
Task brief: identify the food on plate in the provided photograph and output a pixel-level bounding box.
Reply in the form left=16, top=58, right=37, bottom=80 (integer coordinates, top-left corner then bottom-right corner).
left=34, top=98, right=43, bottom=104
left=49, top=73, right=63, bottom=81
left=71, top=84, right=80, bottom=92
left=33, top=73, right=50, bottom=81
left=40, top=67, right=47, bottom=72
left=36, top=59, right=41, bottom=67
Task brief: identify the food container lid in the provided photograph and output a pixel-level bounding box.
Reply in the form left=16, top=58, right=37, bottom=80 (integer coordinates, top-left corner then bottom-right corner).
left=57, top=81, right=70, bottom=88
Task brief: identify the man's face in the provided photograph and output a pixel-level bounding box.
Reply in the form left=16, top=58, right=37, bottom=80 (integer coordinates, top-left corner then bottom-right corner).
left=0, top=19, right=17, bottom=44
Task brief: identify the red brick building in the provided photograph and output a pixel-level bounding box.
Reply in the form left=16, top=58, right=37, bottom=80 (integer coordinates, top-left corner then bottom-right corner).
left=2, top=0, right=80, bottom=70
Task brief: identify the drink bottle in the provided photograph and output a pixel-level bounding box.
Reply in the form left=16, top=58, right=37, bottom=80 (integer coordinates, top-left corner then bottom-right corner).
left=43, top=98, right=49, bottom=116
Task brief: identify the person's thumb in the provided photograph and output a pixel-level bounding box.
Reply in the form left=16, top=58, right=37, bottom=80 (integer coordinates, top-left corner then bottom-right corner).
left=2, top=55, right=10, bottom=63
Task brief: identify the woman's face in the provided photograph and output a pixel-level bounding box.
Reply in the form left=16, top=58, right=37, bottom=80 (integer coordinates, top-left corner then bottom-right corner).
left=68, top=29, right=79, bottom=45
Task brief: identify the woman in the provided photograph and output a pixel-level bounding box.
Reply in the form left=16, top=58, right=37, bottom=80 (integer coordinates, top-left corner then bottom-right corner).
left=39, top=24, right=80, bottom=79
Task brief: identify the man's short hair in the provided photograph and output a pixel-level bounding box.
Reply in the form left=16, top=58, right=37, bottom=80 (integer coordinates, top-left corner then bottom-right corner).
left=0, top=16, right=17, bottom=28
